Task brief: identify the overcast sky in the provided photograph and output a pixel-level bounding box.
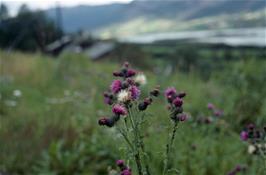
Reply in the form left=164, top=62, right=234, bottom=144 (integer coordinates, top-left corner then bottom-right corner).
left=2, top=0, right=133, bottom=15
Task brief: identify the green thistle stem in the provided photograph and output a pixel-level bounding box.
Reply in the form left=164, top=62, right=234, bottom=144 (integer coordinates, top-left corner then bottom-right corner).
left=163, top=122, right=179, bottom=175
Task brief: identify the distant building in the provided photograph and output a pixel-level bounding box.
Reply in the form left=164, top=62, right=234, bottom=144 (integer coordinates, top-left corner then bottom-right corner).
left=45, top=33, right=117, bottom=60
left=85, top=42, right=115, bottom=60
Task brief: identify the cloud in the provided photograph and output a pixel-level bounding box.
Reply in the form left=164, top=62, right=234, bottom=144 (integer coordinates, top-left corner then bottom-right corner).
left=3, top=0, right=132, bottom=15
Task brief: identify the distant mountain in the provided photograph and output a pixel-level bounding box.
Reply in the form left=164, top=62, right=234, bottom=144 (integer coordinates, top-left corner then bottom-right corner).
left=46, top=0, right=266, bottom=36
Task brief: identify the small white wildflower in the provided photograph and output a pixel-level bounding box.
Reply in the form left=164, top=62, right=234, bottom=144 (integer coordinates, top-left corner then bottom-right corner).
left=134, top=73, right=147, bottom=85
left=117, top=90, right=131, bottom=102
left=248, top=144, right=256, bottom=154
left=13, top=90, right=22, bottom=97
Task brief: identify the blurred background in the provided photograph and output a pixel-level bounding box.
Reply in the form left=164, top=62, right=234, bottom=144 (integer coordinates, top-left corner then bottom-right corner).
left=0, top=0, right=266, bottom=174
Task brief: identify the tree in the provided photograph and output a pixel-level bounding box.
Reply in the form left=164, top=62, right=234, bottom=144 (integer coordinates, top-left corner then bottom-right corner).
left=0, top=4, right=62, bottom=51
left=0, top=3, right=9, bottom=20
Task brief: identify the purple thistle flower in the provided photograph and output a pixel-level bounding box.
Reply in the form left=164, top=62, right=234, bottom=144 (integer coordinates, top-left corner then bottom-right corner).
left=177, top=114, right=187, bottom=122
left=129, top=85, right=140, bottom=100
left=214, top=110, right=223, bottom=117
left=235, top=165, right=242, bottom=172
left=240, top=131, right=249, bottom=141
left=247, top=123, right=255, bottom=130
left=111, top=80, right=122, bottom=94
left=164, top=87, right=177, bottom=97
left=104, top=96, right=112, bottom=105
left=127, top=78, right=135, bottom=85
left=227, top=171, right=236, bottom=175
left=112, top=104, right=127, bottom=116
left=227, top=165, right=243, bottom=175
left=116, top=159, right=125, bottom=167
left=126, top=69, right=137, bottom=77
left=98, top=117, right=108, bottom=126
left=120, top=169, right=132, bottom=175
left=207, top=103, right=215, bottom=110
left=173, top=97, right=183, bottom=107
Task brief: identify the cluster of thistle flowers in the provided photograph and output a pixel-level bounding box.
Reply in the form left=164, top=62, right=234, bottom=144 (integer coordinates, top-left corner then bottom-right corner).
left=240, top=124, right=266, bottom=155
left=196, top=103, right=223, bottom=124
left=116, top=160, right=132, bottom=175
left=164, top=87, right=187, bottom=122
left=98, top=62, right=158, bottom=127
left=227, top=165, right=246, bottom=175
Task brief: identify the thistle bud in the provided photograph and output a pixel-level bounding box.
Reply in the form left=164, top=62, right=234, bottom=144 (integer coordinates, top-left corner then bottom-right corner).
left=150, top=88, right=160, bottom=97
left=126, top=69, right=137, bottom=77
left=113, top=71, right=123, bottom=77
left=177, top=114, right=187, bottom=122
left=144, top=97, right=152, bottom=106
left=178, top=91, right=186, bottom=98
left=98, top=117, right=108, bottom=126
left=138, top=102, right=147, bottom=111
left=123, top=62, right=129, bottom=68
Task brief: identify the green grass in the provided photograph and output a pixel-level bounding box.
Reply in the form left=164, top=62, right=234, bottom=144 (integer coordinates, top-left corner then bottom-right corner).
left=0, top=51, right=265, bottom=174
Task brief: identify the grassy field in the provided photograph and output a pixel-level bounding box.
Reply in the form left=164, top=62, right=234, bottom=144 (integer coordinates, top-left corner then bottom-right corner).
left=0, top=50, right=266, bottom=175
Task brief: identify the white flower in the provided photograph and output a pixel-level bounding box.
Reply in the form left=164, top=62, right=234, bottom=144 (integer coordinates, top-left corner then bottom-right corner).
left=134, top=73, right=147, bottom=85
left=248, top=144, right=256, bottom=154
left=117, top=90, right=131, bottom=102
left=13, top=90, right=22, bottom=97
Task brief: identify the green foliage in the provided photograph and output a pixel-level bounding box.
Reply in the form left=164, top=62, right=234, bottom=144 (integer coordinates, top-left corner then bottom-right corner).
left=0, top=50, right=265, bottom=174
left=214, top=59, right=266, bottom=128
left=0, top=4, right=61, bottom=51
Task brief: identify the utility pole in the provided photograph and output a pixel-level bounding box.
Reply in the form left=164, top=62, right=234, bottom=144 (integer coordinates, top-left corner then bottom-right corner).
left=55, top=1, right=63, bottom=38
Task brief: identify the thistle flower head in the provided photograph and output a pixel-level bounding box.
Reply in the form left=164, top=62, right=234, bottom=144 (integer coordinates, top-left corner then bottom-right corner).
left=112, top=104, right=127, bottom=116
left=98, top=117, right=115, bottom=127
left=227, top=165, right=244, bottom=175
left=240, top=131, right=249, bottom=141
left=111, top=80, right=122, bottom=94
left=103, top=92, right=113, bottom=105
left=129, top=85, right=140, bottom=100
left=98, top=117, right=108, bottom=126
left=116, top=159, right=125, bottom=167
left=117, top=90, right=131, bottom=103
left=177, top=114, right=187, bottom=122
left=134, top=73, right=147, bottom=85
left=120, top=169, right=132, bottom=175
left=247, top=123, right=255, bottom=130
left=207, top=103, right=215, bottom=110
left=164, top=87, right=177, bottom=97
left=126, top=78, right=135, bottom=85
left=126, top=68, right=137, bottom=77
left=214, top=110, right=223, bottom=117
left=173, top=97, right=183, bottom=107
left=104, top=96, right=112, bottom=105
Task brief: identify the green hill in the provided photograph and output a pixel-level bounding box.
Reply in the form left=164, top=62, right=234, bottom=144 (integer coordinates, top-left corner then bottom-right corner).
left=46, top=0, right=266, bottom=35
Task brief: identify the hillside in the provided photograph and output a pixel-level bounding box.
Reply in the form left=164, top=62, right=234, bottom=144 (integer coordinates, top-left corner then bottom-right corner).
left=46, top=0, right=266, bottom=35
